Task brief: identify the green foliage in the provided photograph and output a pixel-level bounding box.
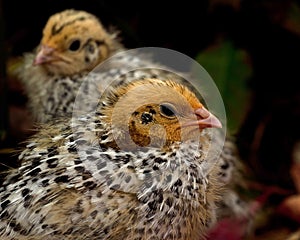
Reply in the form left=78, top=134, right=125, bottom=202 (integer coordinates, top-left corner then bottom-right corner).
left=195, top=40, right=252, bottom=133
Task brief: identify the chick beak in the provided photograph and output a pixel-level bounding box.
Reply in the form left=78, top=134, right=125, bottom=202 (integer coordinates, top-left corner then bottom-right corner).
left=184, top=107, right=222, bottom=129
left=33, top=45, right=57, bottom=65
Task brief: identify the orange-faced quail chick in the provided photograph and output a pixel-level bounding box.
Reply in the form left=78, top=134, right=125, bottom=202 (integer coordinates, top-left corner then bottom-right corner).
left=0, top=78, right=225, bottom=240
left=12, top=9, right=251, bottom=238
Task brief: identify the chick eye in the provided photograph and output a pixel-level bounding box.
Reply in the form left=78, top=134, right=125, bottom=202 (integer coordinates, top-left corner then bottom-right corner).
left=160, top=103, right=176, bottom=118
left=69, top=40, right=81, bottom=51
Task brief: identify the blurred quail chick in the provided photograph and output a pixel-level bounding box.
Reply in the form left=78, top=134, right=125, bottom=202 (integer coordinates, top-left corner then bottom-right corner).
left=15, top=9, right=203, bottom=124
left=0, top=78, right=224, bottom=240
left=17, top=9, right=122, bottom=123
left=215, top=135, right=251, bottom=218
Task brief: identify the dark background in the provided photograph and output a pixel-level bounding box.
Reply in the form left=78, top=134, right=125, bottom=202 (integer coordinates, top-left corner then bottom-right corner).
left=1, top=0, right=300, bottom=236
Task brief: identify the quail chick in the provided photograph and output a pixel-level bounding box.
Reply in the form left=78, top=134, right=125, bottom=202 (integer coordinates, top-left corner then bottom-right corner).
left=17, top=9, right=122, bottom=123
left=16, top=9, right=205, bottom=124
left=14, top=9, right=250, bottom=232
left=0, top=78, right=223, bottom=240
left=215, top=136, right=251, bottom=218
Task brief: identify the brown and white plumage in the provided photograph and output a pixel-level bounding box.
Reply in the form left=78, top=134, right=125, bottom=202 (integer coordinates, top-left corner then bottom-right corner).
left=0, top=78, right=224, bottom=240
left=12, top=9, right=251, bottom=237
left=17, top=9, right=122, bottom=122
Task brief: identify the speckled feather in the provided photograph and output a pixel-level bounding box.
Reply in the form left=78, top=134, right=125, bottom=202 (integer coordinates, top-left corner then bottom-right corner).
left=12, top=9, right=251, bottom=238
left=0, top=79, right=224, bottom=239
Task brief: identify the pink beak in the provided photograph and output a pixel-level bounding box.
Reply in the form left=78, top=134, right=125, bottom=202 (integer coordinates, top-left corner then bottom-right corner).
left=184, top=107, right=222, bottom=129
left=33, top=45, right=56, bottom=65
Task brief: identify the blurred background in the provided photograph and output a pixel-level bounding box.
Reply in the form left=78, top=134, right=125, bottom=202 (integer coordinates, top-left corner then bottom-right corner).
left=1, top=0, right=300, bottom=238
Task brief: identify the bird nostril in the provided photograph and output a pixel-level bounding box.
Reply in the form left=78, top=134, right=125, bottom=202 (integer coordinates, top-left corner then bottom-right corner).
left=40, top=45, right=55, bottom=55
left=193, top=107, right=222, bottom=129
left=196, top=115, right=203, bottom=121
left=195, top=108, right=210, bottom=119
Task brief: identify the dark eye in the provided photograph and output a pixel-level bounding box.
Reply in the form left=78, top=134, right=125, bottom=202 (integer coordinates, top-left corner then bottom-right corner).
left=160, top=103, right=176, bottom=118
left=69, top=40, right=81, bottom=51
